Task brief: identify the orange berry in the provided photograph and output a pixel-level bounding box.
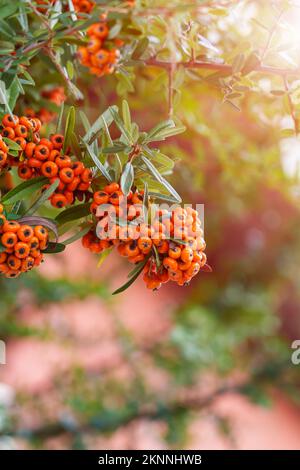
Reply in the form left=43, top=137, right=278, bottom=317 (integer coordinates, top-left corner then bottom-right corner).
left=29, top=237, right=40, bottom=250
left=21, top=256, right=35, bottom=272
left=35, top=144, right=50, bottom=161
left=163, top=257, right=178, bottom=271
left=18, top=164, right=33, bottom=180
left=5, top=270, right=21, bottom=278
left=41, top=161, right=58, bottom=178
left=67, top=177, right=80, bottom=192
left=14, top=124, right=28, bottom=138
left=25, top=142, right=36, bottom=159
left=104, top=182, right=119, bottom=194
left=137, top=237, right=152, bottom=254
left=39, top=138, right=53, bottom=150
left=2, top=114, right=19, bottom=128
left=14, top=242, right=30, bottom=259
left=180, top=247, right=194, bottom=263
left=14, top=137, right=27, bottom=150
left=87, top=37, right=102, bottom=53
left=2, top=127, right=15, bottom=139
left=93, top=191, right=109, bottom=205
left=72, top=161, right=85, bottom=176
left=17, top=225, right=34, bottom=242
left=59, top=167, right=74, bottom=184
left=3, top=221, right=20, bottom=233
left=88, top=23, right=108, bottom=39
left=28, top=157, right=42, bottom=169
left=81, top=168, right=92, bottom=183
left=34, top=225, right=48, bottom=241
left=51, top=193, right=68, bottom=208
left=55, top=155, right=72, bottom=169
left=125, top=240, right=140, bottom=257
left=50, top=134, right=64, bottom=149
left=168, top=243, right=181, bottom=259
left=7, top=255, right=21, bottom=270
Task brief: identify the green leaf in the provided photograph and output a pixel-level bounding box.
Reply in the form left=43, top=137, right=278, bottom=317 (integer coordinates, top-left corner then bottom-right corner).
left=62, top=225, right=91, bottom=245
left=145, top=120, right=186, bottom=142
left=83, top=106, right=118, bottom=145
left=82, top=140, right=112, bottom=182
left=120, top=162, right=134, bottom=196
left=2, top=137, right=21, bottom=151
left=109, top=107, right=132, bottom=144
left=42, top=242, right=66, bottom=254
left=122, top=100, right=132, bottom=135
left=0, top=79, right=13, bottom=116
left=112, top=256, right=149, bottom=295
left=56, top=102, right=64, bottom=134
left=55, top=202, right=91, bottom=225
left=97, top=247, right=113, bottom=268
left=152, top=244, right=161, bottom=268
left=148, top=191, right=182, bottom=203
left=24, top=180, right=59, bottom=216
left=141, top=155, right=182, bottom=202
left=102, top=143, right=128, bottom=154
left=132, top=37, right=149, bottom=59
left=63, top=106, right=76, bottom=152
left=67, top=60, right=74, bottom=80
left=2, top=177, right=48, bottom=204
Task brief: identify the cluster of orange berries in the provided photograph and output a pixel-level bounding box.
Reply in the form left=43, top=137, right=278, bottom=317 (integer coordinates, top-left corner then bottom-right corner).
left=82, top=182, right=208, bottom=290
left=78, top=16, right=121, bottom=77
left=24, top=87, right=67, bottom=125
left=0, top=114, right=93, bottom=209
left=0, top=206, right=48, bottom=278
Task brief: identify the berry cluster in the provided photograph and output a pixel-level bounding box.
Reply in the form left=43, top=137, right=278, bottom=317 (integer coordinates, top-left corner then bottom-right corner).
left=78, top=16, right=121, bottom=77
left=82, top=182, right=208, bottom=290
left=0, top=206, right=48, bottom=278
left=24, top=87, right=67, bottom=125
left=0, top=114, right=93, bottom=209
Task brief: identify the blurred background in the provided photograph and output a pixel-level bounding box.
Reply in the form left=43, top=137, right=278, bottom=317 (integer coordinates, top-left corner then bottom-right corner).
left=1, top=0, right=300, bottom=450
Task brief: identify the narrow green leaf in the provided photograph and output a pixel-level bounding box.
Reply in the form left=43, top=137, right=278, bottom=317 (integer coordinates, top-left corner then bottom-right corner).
left=24, top=180, right=59, bottom=216
left=82, top=140, right=112, bottom=182
left=56, top=102, right=64, bottom=134
left=2, top=177, right=48, bottom=204
left=62, top=225, right=91, bottom=245
left=83, top=105, right=118, bottom=144
left=63, top=106, right=76, bottom=152
left=0, top=79, right=13, bottom=117
left=132, top=37, right=149, bottom=59
left=112, top=256, right=149, bottom=295
left=122, top=100, right=132, bottom=134
left=42, top=242, right=66, bottom=254
left=55, top=202, right=91, bottom=225
left=97, top=247, right=113, bottom=268
left=3, top=137, right=21, bottom=151
left=120, top=162, right=134, bottom=196
left=109, top=107, right=132, bottom=144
